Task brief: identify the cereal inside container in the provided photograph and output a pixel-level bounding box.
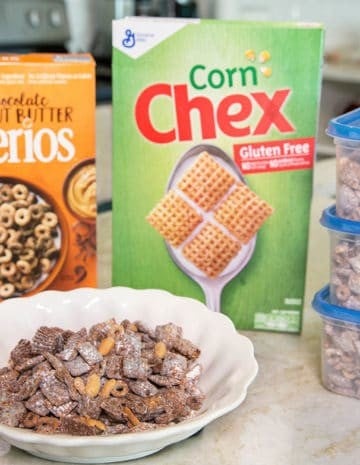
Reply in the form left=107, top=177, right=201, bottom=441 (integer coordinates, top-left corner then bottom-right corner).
left=312, top=286, right=360, bottom=400
left=321, top=205, right=360, bottom=310
left=327, top=108, right=360, bottom=221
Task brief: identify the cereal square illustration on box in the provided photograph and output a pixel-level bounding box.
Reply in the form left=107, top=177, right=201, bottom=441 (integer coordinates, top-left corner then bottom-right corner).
left=112, top=18, right=324, bottom=333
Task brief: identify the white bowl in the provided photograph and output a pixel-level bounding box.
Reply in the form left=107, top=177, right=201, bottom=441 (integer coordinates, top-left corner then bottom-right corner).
left=0, top=287, right=258, bottom=463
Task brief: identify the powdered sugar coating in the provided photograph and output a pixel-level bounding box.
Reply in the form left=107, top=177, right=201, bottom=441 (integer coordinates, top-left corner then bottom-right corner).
left=0, top=317, right=204, bottom=435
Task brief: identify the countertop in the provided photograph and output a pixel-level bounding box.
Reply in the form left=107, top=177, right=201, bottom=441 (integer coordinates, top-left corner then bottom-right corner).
left=2, top=146, right=360, bottom=463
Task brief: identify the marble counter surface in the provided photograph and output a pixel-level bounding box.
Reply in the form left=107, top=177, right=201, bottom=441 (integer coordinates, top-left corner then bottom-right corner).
left=1, top=157, right=360, bottom=465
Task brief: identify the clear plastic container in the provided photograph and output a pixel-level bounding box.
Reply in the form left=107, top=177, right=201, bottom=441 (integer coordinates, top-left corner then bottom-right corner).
left=312, top=285, right=360, bottom=399
left=327, top=108, right=360, bottom=220
left=321, top=205, right=360, bottom=310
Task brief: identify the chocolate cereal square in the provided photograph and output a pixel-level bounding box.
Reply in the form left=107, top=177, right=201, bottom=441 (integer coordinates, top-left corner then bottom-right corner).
left=182, top=222, right=241, bottom=278
left=214, top=182, right=273, bottom=244
left=177, top=152, right=236, bottom=211
left=146, top=190, right=202, bottom=247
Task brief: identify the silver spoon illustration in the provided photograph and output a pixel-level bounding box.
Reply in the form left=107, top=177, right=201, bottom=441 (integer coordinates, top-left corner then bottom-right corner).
left=165, top=144, right=256, bottom=312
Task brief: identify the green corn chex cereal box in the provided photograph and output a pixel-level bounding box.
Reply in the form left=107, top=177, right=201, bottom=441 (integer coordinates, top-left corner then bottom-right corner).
left=112, top=17, right=324, bottom=333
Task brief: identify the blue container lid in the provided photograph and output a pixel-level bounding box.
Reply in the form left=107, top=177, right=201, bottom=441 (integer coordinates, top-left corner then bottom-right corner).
left=320, top=205, right=360, bottom=234
left=326, top=107, right=360, bottom=141
left=312, top=285, right=360, bottom=324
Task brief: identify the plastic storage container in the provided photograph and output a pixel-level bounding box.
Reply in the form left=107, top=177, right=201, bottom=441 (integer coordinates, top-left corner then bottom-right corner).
left=327, top=108, right=360, bottom=220
left=321, top=205, right=360, bottom=310
left=312, top=285, right=360, bottom=399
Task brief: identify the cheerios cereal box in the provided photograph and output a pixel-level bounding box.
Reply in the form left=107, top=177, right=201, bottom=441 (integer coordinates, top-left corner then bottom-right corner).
left=0, top=54, right=96, bottom=300
left=112, top=18, right=324, bottom=333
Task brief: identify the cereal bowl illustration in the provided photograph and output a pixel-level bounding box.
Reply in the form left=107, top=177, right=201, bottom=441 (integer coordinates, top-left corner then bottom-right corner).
left=0, top=178, right=68, bottom=299
left=146, top=145, right=274, bottom=312
left=63, top=158, right=96, bottom=224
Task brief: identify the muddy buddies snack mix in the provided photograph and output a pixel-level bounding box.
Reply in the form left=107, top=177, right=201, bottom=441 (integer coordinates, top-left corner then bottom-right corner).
left=312, top=110, right=360, bottom=399
left=0, top=318, right=204, bottom=435
left=327, top=108, right=360, bottom=221
left=313, top=286, right=360, bottom=400
left=337, top=157, right=360, bottom=220
left=321, top=317, right=360, bottom=399
left=321, top=205, right=360, bottom=310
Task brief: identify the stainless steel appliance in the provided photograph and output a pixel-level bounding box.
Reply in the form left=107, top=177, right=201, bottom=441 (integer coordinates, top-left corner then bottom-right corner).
left=65, top=0, right=135, bottom=60
left=0, top=0, right=69, bottom=51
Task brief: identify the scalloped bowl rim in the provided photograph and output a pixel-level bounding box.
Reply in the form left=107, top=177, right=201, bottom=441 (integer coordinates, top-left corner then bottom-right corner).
left=0, top=286, right=258, bottom=460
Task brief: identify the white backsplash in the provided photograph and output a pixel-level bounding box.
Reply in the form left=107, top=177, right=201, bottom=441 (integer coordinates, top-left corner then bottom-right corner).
left=199, top=0, right=359, bottom=53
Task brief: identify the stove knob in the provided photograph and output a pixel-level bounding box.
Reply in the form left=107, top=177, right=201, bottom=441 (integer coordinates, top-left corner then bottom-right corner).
left=49, top=8, right=63, bottom=27
left=27, top=9, right=41, bottom=28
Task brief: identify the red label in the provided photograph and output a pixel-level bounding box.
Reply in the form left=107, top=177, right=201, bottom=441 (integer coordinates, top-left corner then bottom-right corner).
left=233, top=137, right=315, bottom=174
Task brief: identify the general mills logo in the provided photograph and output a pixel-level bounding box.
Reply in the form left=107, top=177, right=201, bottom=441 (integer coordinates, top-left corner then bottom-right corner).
left=122, top=29, right=136, bottom=48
